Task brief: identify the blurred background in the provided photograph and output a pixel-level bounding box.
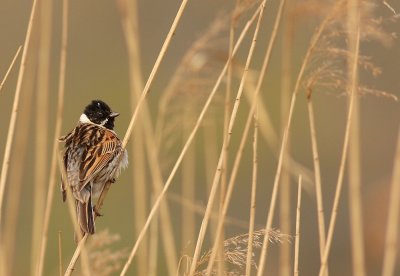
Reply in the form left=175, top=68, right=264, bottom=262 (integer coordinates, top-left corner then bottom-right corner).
left=0, top=0, right=399, bottom=275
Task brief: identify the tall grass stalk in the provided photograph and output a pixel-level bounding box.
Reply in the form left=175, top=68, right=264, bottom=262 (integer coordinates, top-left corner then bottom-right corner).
left=2, top=54, right=36, bottom=276
left=318, top=26, right=361, bottom=276
left=381, top=127, right=400, bottom=276
left=242, top=69, right=314, bottom=189
left=117, top=0, right=148, bottom=275
left=121, top=0, right=189, bottom=149
left=118, top=0, right=180, bottom=272
left=279, top=0, right=294, bottom=274
left=346, top=1, right=365, bottom=275
left=204, top=0, right=286, bottom=273
left=204, top=83, right=260, bottom=275
left=294, top=176, right=302, bottom=276
left=202, top=123, right=219, bottom=239
left=148, top=199, right=159, bottom=276
left=0, top=46, right=22, bottom=93
left=122, top=5, right=263, bottom=275
left=182, top=105, right=196, bottom=256
left=306, top=92, right=327, bottom=274
left=245, top=106, right=258, bottom=276
left=31, top=0, right=52, bottom=273
left=187, top=2, right=268, bottom=274
left=58, top=231, right=63, bottom=276
left=256, top=2, right=346, bottom=275
left=0, top=0, right=38, bottom=229
left=36, top=0, right=68, bottom=273
left=217, top=2, right=238, bottom=273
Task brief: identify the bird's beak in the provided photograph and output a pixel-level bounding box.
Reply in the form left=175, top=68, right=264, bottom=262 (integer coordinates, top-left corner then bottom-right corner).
left=109, top=112, right=120, bottom=118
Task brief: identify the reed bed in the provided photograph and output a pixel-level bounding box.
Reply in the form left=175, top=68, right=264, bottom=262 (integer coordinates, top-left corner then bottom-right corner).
left=0, top=0, right=399, bottom=275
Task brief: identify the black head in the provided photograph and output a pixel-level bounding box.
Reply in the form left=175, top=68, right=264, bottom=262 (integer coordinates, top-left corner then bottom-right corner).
left=82, top=100, right=119, bottom=130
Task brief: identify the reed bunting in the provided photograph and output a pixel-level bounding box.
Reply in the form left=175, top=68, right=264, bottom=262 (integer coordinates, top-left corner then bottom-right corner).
left=60, top=100, right=128, bottom=237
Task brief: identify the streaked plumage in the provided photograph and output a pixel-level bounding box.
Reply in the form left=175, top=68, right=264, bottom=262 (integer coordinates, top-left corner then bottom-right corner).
left=60, top=100, right=128, bottom=238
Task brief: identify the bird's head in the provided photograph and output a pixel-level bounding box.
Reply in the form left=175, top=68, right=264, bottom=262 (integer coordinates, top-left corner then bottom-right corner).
left=80, top=100, right=119, bottom=130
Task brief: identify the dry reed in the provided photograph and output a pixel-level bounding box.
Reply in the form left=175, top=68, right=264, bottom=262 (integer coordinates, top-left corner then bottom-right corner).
left=0, top=0, right=38, bottom=230
left=117, top=0, right=149, bottom=275
left=58, top=231, right=63, bottom=276
left=256, top=1, right=347, bottom=275
left=306, top=90, right=327, bottom=273
left=203, top=0, right=286, bottom=273
left=381, top=126, right=400, bottom=276
left=294, top=176, right=302, bottom=276
left=245, top=105, right=258, bottom=276
left=1, top=52, right=36, bottom=276
left=318, top=24, right=361, bottom=276
left=192, top=229, right=290, bottom=275
left=36, top=0, right=69, bottom=274
left=31, top=0, right=52, bottom=272
left=346, top=1, right=366, bottom=275
left=187, top=4, right=266, bottom=275
left=279, top=0, right=294, bottom=274
left=0, top=46, right=22, bottom=93
left=1, top=0, right=398, bottom=275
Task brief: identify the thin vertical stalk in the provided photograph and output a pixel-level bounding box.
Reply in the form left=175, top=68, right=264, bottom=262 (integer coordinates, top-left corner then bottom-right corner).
left=218, top=1, right=238, bottom=272
left=294, top=176, right=302, bottom=276
left=245, top=106, right=258, bottom=276
left=148, top=205, right=159, bottom=276
left=117, top=0, right=179, bottom=273
left=58, top=231, right=63, bottom=276
left=279, top=0, right=294, bottom=274
left=203, top=123, right=219, bottom=240
left=256, top=2, right=346, bottom=274
left=0, top=0, right=38, bottom=228
left=121, top=0, right=189, bottom=148
left=306, top=93, right=328, bottom=274
left=117, top=0, right=148, bottom=275
left=347, top=1, right=365, bottom=275
left=31, top=0, right=52, bottom=273
left=318, top=26, right=361, bottom=276
left=1, top=57, right=36, bottom=276
left=188, top=2, right=268, bottom=273
left=204, top=0, right=286, bottom=273
left=205, top=86, right=259, bottom=275
left=0, top=46, right=22, bottom=93
left=381, top=127, right=400, bottom=276
left=118, top=0, right=192, bottom=273
left=182, top=105, right=196, bottom=256
left=36, top=0, right=68, bottom=274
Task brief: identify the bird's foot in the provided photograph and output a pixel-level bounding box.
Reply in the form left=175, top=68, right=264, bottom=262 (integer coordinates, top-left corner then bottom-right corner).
left=93, top=206, right=103, bottom=217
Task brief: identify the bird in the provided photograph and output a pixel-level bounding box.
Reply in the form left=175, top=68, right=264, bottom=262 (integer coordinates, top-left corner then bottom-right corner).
left=60, top=100, right=128, bottom=239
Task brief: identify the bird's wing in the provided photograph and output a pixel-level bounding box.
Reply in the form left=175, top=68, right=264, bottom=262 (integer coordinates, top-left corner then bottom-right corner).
left=78, top=128, right=122, bottom=190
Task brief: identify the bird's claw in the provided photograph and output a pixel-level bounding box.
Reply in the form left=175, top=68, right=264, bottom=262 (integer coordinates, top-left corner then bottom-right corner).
left=93, top=206, right=103, bottom=217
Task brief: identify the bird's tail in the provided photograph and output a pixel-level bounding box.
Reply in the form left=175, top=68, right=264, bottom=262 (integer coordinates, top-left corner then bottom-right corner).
left=75, top=197, right=95, bottom=241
